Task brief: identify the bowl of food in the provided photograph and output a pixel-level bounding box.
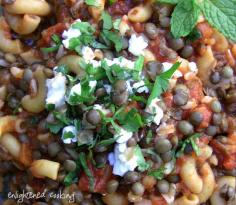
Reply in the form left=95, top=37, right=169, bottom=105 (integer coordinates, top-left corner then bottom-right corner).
left=0, top=0, right=236, bottom=205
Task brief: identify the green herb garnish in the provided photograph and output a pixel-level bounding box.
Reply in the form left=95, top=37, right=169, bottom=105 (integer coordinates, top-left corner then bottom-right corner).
left=147, top=62, right=181, bottom=106
left=41, top=34, right=62, bottom=53
left=79, top=152, right=95, bottom=191
left=85, top=0, right=100, bottom=7
left=102, top=11, right=113, bottom=30
left=135, top=145, right=150, bottom=172
left=148, top=166, right=166, bottom=180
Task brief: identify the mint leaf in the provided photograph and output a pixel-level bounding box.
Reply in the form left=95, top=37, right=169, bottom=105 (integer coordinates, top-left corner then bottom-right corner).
left=199, top=0, right=236, bottom=42
left=147, top=62, right=181, bottom=106
left=102, top=11, right=113, bottom=30
left=135, top=145, right=150, bottom=172
left=148, top=167, right=166, bottom=180
left=186, top=27, right=202, bottom=41
left=46, top=122, right=64, bottom=134
left=64, top=171, right=78, bottom=186
left=133, top=55, right=145, bottom=80
left=45, top=103, right=55, bottom=111
left=171, top=0, right=201, bottom=38
left=84, top=0, right=100, bottom=7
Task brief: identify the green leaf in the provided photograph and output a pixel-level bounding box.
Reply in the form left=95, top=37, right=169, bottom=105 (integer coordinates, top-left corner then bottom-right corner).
left=199, top=0, right=236, bottom=42
left=64, top=171, right=78, bottom=186
left=97, top=138, right=116, bottom=146
left=114, top=108, right=144, bottom=132
left=45, top=103, right=55, bottom=111
left=133, top=55, right=145, bottom=80
left=147, top=62, right=181, bottom=106
left=79, top=152, right=94, bottom=191
left=135, top=145, right=150, bottom=172
left=186, top=27, right=202, bottom=41
left=146, top=130, right=153, bottom=144
left=102, top=30, right=122, bottom=52
left=85, top=0, right=100, bottom=7
left=41, top=45, right=60, bottom=53
left=102, top=11, right=113, bottom=30
left=53, top=111, right=72, bottom=125
left=63, top=131, right=75, bottom=139
left=171, top=0, right=201, bottom=38
left=113, top=18, right=121, bottom=30
left=90, top=41, right=109, bottom=49
left=175, top=133, right=201, bottom=157
left=46, top=122, right=64, bottom=134
left=72, top=22, right=96, bottom=34
left=74, top=119, right=81, bottom=131
left=108, top=0, right=117, bottom=5
left=148, top=167, right=166, bottom=180
left=51, top=34, right=61, bottom=44
left=157, top=0, right=179, bottom=4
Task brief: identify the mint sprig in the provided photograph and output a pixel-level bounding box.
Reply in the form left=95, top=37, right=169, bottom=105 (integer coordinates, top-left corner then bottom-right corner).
left=168, top=0, right=236, bottom=42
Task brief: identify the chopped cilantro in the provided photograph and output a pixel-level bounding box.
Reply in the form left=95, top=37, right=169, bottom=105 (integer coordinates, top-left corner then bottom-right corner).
left=79, top=152, right=94, bottom=191
left=85, top=0, right=100, bottom=7
left=53, top=111, right=72, bottom=125
left=175, top=133, right=201, bottom=157
left=101, top=30, right=122, bottom=52
left=147, top=62, right=181, bottom=106
left=133, top=55, right=145, bottom=80
left=63, top=131, right=75, bottom=139
left=102, top=11, right=113, bottom=30
left=148, top=166, right=166, bottom=180
left=114, top=108, right=144, bottom=132
left=46, top=122, right=64, bottom=134
left=135, top=145, right=150, bottom=172
left=41, top=34, right=62, bottom=53
left=64, top=171, right=78, bottom=186
left=72, top=22, right=96, bottom=34
left=45, top=103, right=55, bottom=111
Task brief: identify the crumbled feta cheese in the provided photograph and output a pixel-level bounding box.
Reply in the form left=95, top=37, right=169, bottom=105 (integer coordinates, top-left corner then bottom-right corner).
left=115, top=127, right=133, bottom=143
left=62, top=20, right=81, bottom=48
left=164, top=159, right=175, bottom=174
left=62, top=125, right=78, bottom=144
left=81, top=46, right=95, bottom=63
left=146, top=98, right=164, bottom=125
left=105, top=57, right=135, bottom=69
left=162, top=62, right=182, bottom=78
left=93, top=104, right=111, bottom=115
left=162, top=184, right=176, bottom=204
left=108, top=143, right=138, bottom=176
left=70, top=83, right=82, bottom=96
left=46, top=73, right=67, bottom=108
left=90, top=59, right=101, bottom=68
left=89, top=80, right=97, bottom=90
left=132, top=81, right=149, bottom=93
left=128, top=34, right=148, bottom=56
left=126, top=79, right=134, bottom=94
left=189, top=62, right=198, bottom=73
left=104, top=84, right=112, bottom=94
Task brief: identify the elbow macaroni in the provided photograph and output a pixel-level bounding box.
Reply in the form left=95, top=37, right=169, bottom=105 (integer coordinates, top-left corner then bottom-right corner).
left=5, top=0, right=51, bottom=16
left=172, top=194, right=199, bottom=205
left=0, top=17, right=23, bottom=54
left=128, top=4, right=152, bottom=23
left=5, top=12, right=41, bottom=35
left=21, top=66, right=46, bottom=113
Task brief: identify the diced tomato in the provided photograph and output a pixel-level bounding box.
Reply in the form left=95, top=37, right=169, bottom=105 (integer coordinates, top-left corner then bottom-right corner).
left=38, top=23, right=66, bottom=47
left=186, top=79, right=204, bottom=102
left=197, top=22, right=213, bottom=39
left=223, top=154, right=236, bottom=170
left=151, top=196, right=167, bottom=205
left=193, top=104, right=212, bottom=129
left=162, top=92, right=173, bottom=108
left=78, top=163, right=114, bottom=193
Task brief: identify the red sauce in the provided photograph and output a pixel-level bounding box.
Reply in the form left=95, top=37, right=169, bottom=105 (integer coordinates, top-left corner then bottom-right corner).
left=108, top=0, right=132, bottom=16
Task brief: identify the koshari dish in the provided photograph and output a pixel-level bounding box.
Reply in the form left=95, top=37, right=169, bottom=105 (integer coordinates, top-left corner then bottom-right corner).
left=0, top=0, right=236, bottom=205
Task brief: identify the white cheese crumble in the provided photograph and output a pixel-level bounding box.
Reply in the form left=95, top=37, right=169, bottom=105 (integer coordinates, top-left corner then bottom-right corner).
left=104, top=84, right=112, bottom=94
left=93, top=104, right=111, bottom=115
left=189, top=62, right=198, bottom=73
left=128, top=34, right=148, bottom=56
left=132, top=80, right=149, bottom=93
left=89, top=80, right=97, bottom=89
left=46, top=73, right=67, bottom=108
left=81, top=46, right=95, bottom=63
left=108, top=126, right=139, bottom=176
left=70, top=83, right=82, bottom=96
left=146, top=98, right=164, bottom=126
left=62, top=125, right=78, bottom=144
left=108, top=143, right=138, bottom=176
left=62, top=19, right=81, bottom=48
left=105, top=57, right=135, bottom=69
